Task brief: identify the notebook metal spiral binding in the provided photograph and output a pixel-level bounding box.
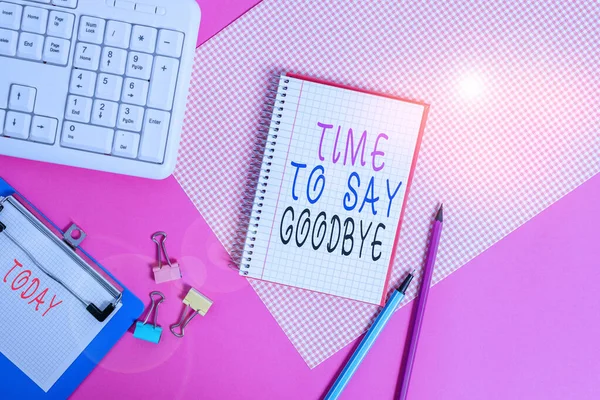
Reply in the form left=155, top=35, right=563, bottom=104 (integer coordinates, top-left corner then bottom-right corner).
left=232, top=75, right=290, bottom=275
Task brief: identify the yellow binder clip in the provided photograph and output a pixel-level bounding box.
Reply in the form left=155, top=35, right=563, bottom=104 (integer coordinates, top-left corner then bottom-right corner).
left=170, top=288, right=213, bottom=338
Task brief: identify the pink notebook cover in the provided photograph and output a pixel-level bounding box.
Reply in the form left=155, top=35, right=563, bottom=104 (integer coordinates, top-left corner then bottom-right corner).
left=195, top=0, right=262, bottom=47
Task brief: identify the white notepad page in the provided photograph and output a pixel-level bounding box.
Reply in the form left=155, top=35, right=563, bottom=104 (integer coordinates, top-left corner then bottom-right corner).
left=242, top=76, right=426, bottom=305
left=0, top=199, right=118, bottom=392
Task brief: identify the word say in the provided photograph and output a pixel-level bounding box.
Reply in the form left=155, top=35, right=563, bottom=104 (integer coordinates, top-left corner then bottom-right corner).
left=3, top=259, right=63, bottom=317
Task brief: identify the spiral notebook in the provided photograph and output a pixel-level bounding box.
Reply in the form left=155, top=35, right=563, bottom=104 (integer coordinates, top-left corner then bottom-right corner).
left=239, top=74, right=429, bottom=305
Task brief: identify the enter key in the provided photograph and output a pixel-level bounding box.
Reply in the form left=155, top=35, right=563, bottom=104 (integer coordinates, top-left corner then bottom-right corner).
left=139, top=109, right=171, bottom=164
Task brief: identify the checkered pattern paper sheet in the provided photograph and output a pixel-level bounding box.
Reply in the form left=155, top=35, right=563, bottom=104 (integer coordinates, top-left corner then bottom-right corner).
left=175, top=0, right=600, bottom=368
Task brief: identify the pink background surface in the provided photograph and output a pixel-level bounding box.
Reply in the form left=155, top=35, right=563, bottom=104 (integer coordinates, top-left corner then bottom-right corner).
left=1, top=156, right=598, bottom=399
left=194, top=0, right=262, bottom=47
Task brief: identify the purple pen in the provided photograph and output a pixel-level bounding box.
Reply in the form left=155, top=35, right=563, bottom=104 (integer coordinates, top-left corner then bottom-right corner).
left=397, top=204, right=444, bottom=400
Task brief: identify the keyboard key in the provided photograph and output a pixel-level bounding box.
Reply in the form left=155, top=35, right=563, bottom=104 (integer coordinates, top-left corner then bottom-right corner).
left=52, top=0, right=78, bottom=9
left=122, top=78, right=148, bottom=106
left=117, top=104, right=143, bottom=132
left=47, top=11, right=74, bottom=39
left=126, top=51, right=152, bottom=80
left=113, top=130, right=140, bottom=158
left=139, top=109, right=170, bottom=163
left=91, top=99, right=118, bottom=127
left=95, top=73, right=123, bottom=101
left=0, top=28, right=18, bottom=56
left=9, top=85, right=36, bottom=112
left=0, top=109, right=5, bottom=134
left=4, top=111, right=31, bottom=139
left=21, top=6, right=48, bottom=34
left=65, top=95, right=92, bottom=123
left=100, top=47, right=127, bottom=75
left=0, top=2, right=22, bottom=30
left=17, top=32, right=44, bottom=60
left=30, top=116, right=57, bottom=144
left=78, top=16, right=105, bottom=44
left=157, top=29, right=184, bottom=58
left=42, top=36, right=70, bottom=65
left=73, top=42, right=101, bottom=70
left=61, top=121, right=114, bottom=154
left=69, top=69, right=96, bottom=97
left=147, top=56, right=179, bottom=110
left=104, top=20, right=131, bottom=48
left=130, top=25, right=156, bottom=53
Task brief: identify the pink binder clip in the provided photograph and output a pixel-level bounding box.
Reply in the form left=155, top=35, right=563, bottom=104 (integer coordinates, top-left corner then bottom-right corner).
left=151, top=232, right=182, bottom=284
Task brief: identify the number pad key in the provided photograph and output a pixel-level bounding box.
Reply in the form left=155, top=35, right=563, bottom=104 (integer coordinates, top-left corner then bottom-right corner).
left=122, top=78, right=148, bottom=106
left=157, top=29, right=184, bottom=58
left=100, top=47, right=127, bottom=74
left=130, top=25, right=157, bottom=53
left=126, top=52, right=152, bottom=80
left=65, top=95, right=92, bottom=123
left=62, top=121, right=114, bottom=154
left=74, top=42, right=101, bottom=70
left=69, top=69, right=96, bottom=97
left=117, top=104, right=143, bottom=132
left=78, top=16, right=105, bottom=44
left=113, top=130, right=140, bottom=159
left=148, top=56, right=179, bottom=110
left=139, top=109, right=170, bottom=163
left=104, top=20, right=131, bottom=48
left=91, top=100, right=118, bottom=127
left=95, top=73, right=123, bottom=101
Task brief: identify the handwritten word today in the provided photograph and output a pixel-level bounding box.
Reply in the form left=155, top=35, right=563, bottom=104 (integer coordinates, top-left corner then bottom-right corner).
left=3, top=259, right=63, bottom=317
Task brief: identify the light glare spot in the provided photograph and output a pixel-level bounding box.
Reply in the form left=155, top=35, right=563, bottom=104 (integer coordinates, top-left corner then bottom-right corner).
left=459, top=73, right=484, bottom=99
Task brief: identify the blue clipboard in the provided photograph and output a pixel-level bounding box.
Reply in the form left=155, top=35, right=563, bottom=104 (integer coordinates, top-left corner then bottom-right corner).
left=0, top=177, right=144, bottom=399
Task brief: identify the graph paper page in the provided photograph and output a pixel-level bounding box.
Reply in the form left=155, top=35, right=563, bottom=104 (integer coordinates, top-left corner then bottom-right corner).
left=243, top=76, right=426, bottom=305
left=0, top=199, right=118, bottom=392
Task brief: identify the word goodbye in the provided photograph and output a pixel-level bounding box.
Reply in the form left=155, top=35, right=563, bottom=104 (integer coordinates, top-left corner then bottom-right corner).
left=3, top=259, right=63, bottom=317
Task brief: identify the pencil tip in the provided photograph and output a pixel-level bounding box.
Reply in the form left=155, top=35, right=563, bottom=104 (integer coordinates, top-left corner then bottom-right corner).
left=436, top=204, right=444, bottom=222
left=411, top=268, right=416, bottom=275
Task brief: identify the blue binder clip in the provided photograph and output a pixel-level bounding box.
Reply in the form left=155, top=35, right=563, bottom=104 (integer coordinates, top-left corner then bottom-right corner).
left=133, top=291, right=165, bottom=344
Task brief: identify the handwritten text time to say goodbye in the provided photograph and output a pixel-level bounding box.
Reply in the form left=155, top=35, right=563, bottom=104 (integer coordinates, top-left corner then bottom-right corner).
left=279, top=122, right=405, bottom=262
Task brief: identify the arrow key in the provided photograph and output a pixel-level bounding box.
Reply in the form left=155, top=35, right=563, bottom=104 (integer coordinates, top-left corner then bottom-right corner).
left=9, top=85, right=36, bottom=112
left=4, top=111, right=31, bottom=139
left=30, top=116, right=58, bottom=144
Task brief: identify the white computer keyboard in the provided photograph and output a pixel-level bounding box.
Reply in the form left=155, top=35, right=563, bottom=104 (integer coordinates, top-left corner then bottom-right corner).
left=0, top=0, right=200, bottom=179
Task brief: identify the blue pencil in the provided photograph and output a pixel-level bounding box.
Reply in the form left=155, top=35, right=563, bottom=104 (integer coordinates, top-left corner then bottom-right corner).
left=324, top=271, right=415, bottom=400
